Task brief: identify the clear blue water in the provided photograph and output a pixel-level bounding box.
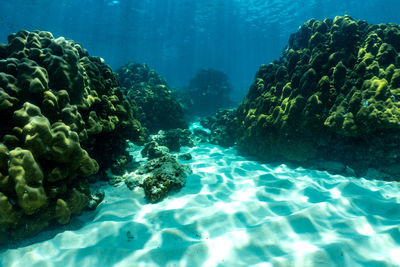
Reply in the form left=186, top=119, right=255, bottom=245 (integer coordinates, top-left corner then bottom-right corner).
left=2, top=1, right=400, bottom=266
left=1, top=0, right=399, bottom=101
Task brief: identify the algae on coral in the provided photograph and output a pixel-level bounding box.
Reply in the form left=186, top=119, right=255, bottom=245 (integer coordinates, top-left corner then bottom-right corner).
left=236, top=15, right=400, bottom=178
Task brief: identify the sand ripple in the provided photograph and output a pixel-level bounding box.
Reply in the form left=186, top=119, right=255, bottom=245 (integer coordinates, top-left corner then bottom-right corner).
left=1, top=144, right=400, bottom=267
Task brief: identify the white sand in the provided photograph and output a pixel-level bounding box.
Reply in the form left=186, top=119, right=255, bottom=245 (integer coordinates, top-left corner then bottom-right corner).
left=1, top=143, right=400, bottom=267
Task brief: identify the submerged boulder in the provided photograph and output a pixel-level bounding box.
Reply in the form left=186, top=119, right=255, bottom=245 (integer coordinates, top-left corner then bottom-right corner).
left=236, top=15, right=400, bottom=179
left=125, top=154, right=192, bottom=202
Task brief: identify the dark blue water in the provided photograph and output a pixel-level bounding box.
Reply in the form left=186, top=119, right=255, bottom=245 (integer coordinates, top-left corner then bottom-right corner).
left=1, top=0, right=399, bottom=101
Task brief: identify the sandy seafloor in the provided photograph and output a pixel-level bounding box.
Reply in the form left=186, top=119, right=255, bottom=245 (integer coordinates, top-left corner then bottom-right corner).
left=1, top=142, right=400, bottom=267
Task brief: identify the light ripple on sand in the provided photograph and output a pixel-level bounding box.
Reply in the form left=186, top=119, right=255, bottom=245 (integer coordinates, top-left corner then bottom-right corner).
left=1, top=143, right=400, bottom=267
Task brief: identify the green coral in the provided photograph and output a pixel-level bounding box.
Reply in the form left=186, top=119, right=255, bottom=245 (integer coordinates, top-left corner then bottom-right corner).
left=0, top=30, right=144, bottom=243
left=117, top=62, right=187, bottom=133
left=236, top=16, right=400, bottom=175
left=9, top=148, right=47, bottom=215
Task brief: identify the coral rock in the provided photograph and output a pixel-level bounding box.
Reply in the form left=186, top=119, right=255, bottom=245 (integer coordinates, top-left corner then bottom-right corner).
left=236, top=16, right=400, bottom=178
left=117, top=62, right=187, bottom=133
left=9, top=148, right=47, bottom=215
left=135, top=155, right=192, bottom=202
left=0, top=29, right=144, bottom=243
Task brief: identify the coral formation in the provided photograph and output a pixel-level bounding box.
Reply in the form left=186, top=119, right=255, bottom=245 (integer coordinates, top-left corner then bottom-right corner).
left=187, top=68, right=234, bottom=116
left=117, top=62, right=187, bottom=133
left=236, top=15, right=400, bottom=178
left=141, top=140, right=170, bottom=160
left=0, top=30, right=143, bottom=243
left=200, top=109, right=237, bottom=147
left=125, top=154, right=192, bottom=202
left=124, top=132, right=193, bottom=202
left=148, top=129, right=194, bottom=152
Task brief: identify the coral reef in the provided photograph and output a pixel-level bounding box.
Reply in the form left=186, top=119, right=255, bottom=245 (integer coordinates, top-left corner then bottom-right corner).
left=187, top=68, right=234, bottom=116
left=141, top=140, right=170, bottom=160
left=117, top=62, right=187, bottom=133
left=190, top=123, right=212, bottom=144
left=236, top=15, right=400, bottom=178
left=141, top=140, right=193, bottom=162
left=200, top=109, right=237, bottom=147
left=124, top=133, right=193, bottom=202
left=0, top=30, right=143, bottom=243
left=148, top=129, right=194, bottom=152
left=125, top=154, right=192, bottom=202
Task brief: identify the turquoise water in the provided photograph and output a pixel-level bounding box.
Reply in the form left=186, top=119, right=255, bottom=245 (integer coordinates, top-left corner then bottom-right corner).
left=2, top=143, right=399, bottom=267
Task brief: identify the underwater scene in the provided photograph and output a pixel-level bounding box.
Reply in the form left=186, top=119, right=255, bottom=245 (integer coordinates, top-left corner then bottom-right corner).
left=1, top=0, right=400, bottom=266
